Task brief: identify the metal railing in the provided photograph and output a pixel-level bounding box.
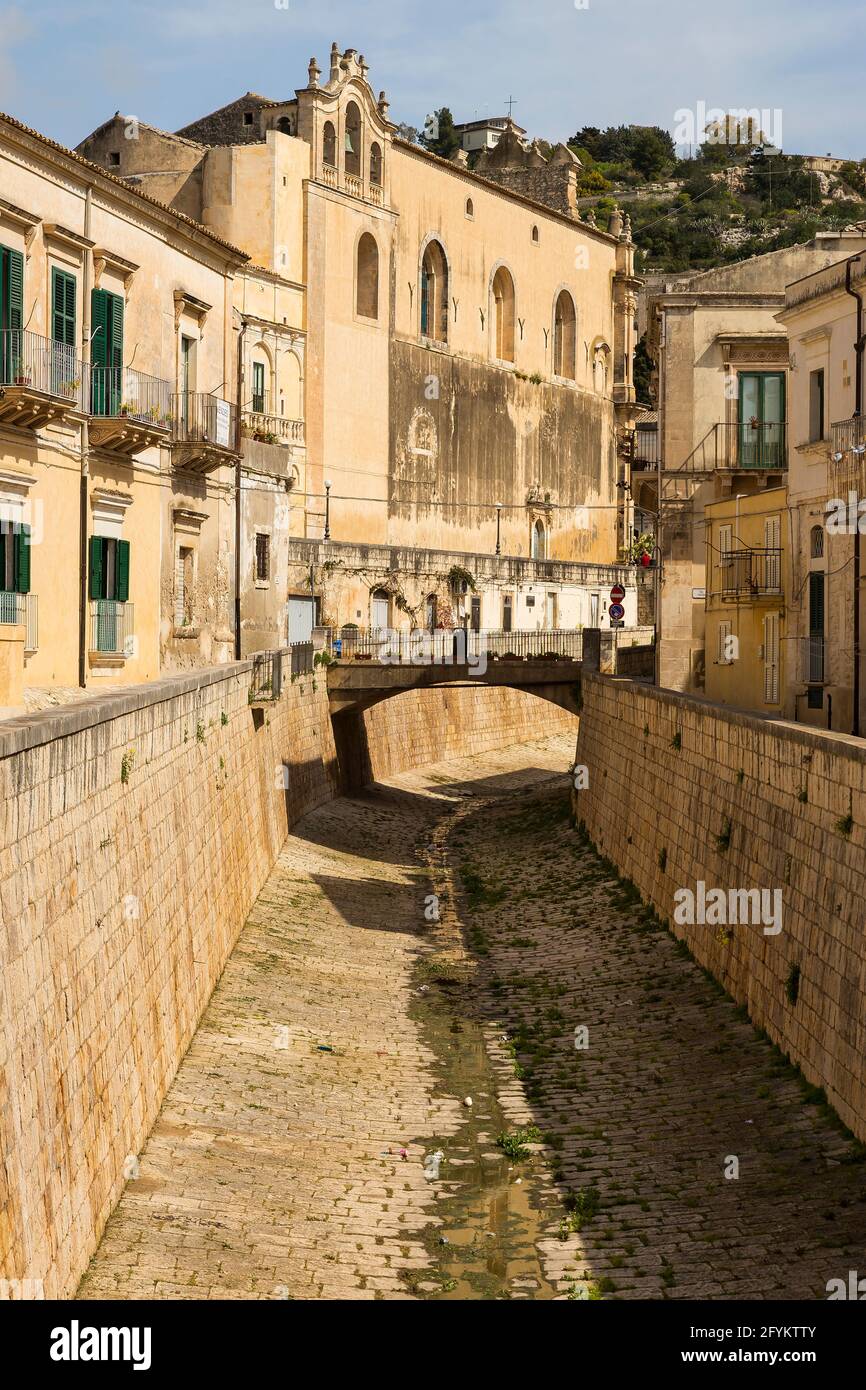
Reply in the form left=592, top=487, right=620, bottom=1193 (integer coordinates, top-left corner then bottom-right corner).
left=719, top=548, right=782, bottom=599
left=799, top=635, right=825, bottom=684
left=0, top=590, right=24, bottom=625
left=250, top=649, right=283, bottom=702
left=675, top=422, right=787, bottom=473
left=832, top=416, right=866, bottom=455
left=91, top=365, right=172, bottom=428
left=830, top=417, right=866, bottom=494
left=171, top=393, right=237, bottom=450
left=90, top=599, right=134, bottom=656
left=0, top=330, right=88, bottom=410
left=291, top=640, right=313, bottom=675
left=334, top=627, right=587, bottom=663
left=631, top=428, right=660, bottom=470
left=249, top=641, right=314, bottom=702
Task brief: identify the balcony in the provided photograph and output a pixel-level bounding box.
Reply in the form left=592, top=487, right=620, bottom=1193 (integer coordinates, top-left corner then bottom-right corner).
left=0, top=330, right=87, bottom=429
left=676, top=422, right=787, bottom=474
left=0, top=591, right=37, bottom=651
left=171, top=393, right=238, bottom=473
left=89, top=599, right=134, bottom=660
left=89, top=367, right=172, bottom=456
left=242, top=391, right=305, bottom=447
left=830, top=416, right=866, bottom=495
left=631, top=427, right=660, bottom=471
left=719, top=547, right=782, bottom=601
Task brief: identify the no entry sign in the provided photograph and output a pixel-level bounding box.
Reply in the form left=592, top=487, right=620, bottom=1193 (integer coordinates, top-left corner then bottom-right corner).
left=610, top=583, right=625, bottom=602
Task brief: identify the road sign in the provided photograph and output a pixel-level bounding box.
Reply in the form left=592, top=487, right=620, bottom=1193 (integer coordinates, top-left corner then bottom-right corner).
left=610, top=583, right=625, bottom=602
left=609, top=602, right=625, bottom=622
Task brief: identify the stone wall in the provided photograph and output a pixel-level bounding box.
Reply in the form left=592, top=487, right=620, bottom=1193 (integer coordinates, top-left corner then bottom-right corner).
left=364, top=685, right=577, bottom=783
left=0, top=662, right=575, bottom=1296
left=574, top=672, right=866, bottom=1141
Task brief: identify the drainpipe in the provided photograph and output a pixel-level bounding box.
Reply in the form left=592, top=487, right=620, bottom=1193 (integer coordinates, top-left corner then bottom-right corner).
left=235, top=317, right=248, bottom=660
left=78, top=186, right=93, bottom=688
left=845, top=252, right=865, bottom=736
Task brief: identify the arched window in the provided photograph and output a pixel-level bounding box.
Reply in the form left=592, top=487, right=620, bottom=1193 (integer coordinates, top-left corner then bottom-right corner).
left=553, top=290, right=576, bottom=380
left=465, top=197, right=474, bottom=218
left=370, top=141, right=382, bottom=185
left=276, top=116, right=292, bottom=135
left=345, top=102, right=361, bottom=176
left=323, top=120, right=336, bottom=167
left=531, top=519, right=546, bottom=560
left=425, top=594, right=437, bottom=631
left=531, top=225, right=539, bottom=244
left=420, top=240, right=448, bottom=342
left=356, top=233, right=379, bottom=319
left=492, top=266, right=515, bottom=362
left=810, top=525, right=824, bottom=560
left=593, top=348, right=608, bottom=394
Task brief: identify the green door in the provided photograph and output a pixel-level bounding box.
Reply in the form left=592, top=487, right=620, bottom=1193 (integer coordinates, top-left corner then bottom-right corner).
left=51, top=268, right=76, bottom=398
left=91, top=288, right=123, bottom=415
left=738, top=372, right=785, bottom=468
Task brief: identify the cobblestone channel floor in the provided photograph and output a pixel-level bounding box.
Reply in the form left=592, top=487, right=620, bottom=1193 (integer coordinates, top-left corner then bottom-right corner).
left=78, top=734, right=866, bottom=1300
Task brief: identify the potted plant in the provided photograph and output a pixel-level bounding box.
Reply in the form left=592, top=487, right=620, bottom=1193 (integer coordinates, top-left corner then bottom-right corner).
left=14, top=362, right=32, bottom=386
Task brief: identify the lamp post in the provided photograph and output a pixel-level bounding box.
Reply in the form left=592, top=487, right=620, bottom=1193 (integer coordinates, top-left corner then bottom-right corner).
left=495, top=501, right=502, bottom=556
left=324, top=479, right=332, bottom=541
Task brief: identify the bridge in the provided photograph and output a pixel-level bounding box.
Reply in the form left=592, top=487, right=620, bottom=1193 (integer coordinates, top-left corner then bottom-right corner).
left=326, top=629, right=586, bottom=716
left=247, top=628, right=653, bottom=726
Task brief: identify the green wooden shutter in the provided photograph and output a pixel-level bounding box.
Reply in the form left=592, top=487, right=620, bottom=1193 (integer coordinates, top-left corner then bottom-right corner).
left=14, top=525, right=30, bottom=594
left=116, top=539, right=130, bottom=602
left=91, top=289, right=110, bottom=413
left=7, top=249, right=23, bottom=333
left=90, top=289, right=110, bottom=368
left=52, top=268, right=76, bottom=346
left=109, top=292, right=124, bottom=368
left=89, top=535, right=104, bottom=599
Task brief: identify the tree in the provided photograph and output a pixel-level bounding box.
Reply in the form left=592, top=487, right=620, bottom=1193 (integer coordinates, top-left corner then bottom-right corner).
left=630, top=127, right=675, bottom=181
left=568, top=124, right=675, bottom=180
left=419, top=107, right=461, bottom=160
left=395, top=122, right=419, bottom=145
left=633, top=334, right=654, bottom=406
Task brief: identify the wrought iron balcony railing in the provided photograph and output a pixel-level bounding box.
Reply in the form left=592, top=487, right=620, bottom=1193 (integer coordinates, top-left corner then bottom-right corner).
left=90, top=599, right=134, bottom=657
left=675, top=422, right=787, bottom=474
left=799, top=635, right=825, bottom=685
left=172, top=392, right=237, bottom=448
left=91, top=366, right=172, bottom=428
left=0, top=330, right=88, bottom=421
left=631, top=428, right=660, bottom=470
left=719, top=547, right=782, bottom=600
left=830, top=417, right=866, bottom=494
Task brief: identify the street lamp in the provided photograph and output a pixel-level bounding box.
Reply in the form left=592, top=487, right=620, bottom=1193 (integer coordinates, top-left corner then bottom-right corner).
left=324, top=479, right=332, bottom=541
left=495, top=501, right=502, bottom=556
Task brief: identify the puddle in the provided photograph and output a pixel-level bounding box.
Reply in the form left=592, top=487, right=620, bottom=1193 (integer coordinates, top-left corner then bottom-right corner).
left=407, top=799, right=559, bottom=1301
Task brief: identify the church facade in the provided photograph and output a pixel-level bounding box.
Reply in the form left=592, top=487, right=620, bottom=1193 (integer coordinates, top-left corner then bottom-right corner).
left=77, top=43, right=641, bottom=645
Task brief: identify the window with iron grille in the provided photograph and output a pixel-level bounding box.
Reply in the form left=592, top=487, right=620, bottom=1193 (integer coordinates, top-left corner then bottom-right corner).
left=255, top=532, right=270, bottom=583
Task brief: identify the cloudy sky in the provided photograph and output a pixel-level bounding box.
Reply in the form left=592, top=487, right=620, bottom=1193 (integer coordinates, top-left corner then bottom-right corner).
left=1, top=0, right=863, bottom=159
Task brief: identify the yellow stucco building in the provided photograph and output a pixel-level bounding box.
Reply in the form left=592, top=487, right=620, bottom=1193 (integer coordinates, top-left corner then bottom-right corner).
left=703, top=487, right=789, bottom=712
left=78, top=43, right=643, bottom=645
left=0, top=113, right=247, bottom=711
